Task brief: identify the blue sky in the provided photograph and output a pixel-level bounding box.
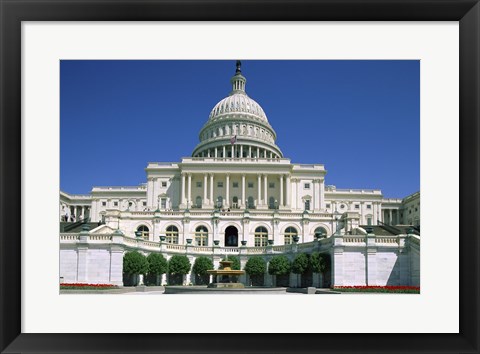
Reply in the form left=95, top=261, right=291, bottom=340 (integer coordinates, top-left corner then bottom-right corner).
left=60, top=60, right=419, bottom=198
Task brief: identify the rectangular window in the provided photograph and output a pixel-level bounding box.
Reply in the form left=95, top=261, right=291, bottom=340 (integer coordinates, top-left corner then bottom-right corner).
left=326, top=204, right=330, bottom=208
left=355, top=204, right=360, bottom=209
left=248, top=182, right=254, bottom=188
left=196, top=182, right=202, bottom=188
left=161, top=198, right=167, bottom=209
left=233, top=182, right=239, bottom=188
left=367, top=218, right=372, bottom=226
left=217, top=182, right=223, bottom=188
left=254, top=235, right=268, bottom=247
left=269, top=182, right=275, bottom=188
left=113, top=201, right=118, bottom=207
left=102, top=201, right=106, bottom=206
left=161, top=181, right=167, bottom=187
left=305, top=200, right=310, bottom=211
left=367, top=205, right=372, bottom=209
left=143, top=201, right=147, bottom=206
left=304, top=183, right=310, bottom=189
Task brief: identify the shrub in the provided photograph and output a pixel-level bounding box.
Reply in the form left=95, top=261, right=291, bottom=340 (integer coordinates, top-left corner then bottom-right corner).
left=292, top=253, right=310, bottom=274
left=145, top=253, right=168, bottom=286
left=244, top=257, right=266, bottom=276
left=220, top=256, right=240, bottom=270
left=268, top=255, right=291, bottom=275
left=168, top=255, right=191, bottom=275
left=147, top=253, right=168, bottom=275
left=310, top=252, right=331, bottom=274
left=123, top=251, right=148, bottom=276
left=192, top=256, right=214, bottom=276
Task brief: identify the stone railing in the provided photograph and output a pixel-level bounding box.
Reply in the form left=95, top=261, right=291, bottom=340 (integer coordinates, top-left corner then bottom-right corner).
left=343, top=236, right=366, bottom=243
left=375, top=236, right=399, bottom=244
left=59, top=232, right=415, bottom=256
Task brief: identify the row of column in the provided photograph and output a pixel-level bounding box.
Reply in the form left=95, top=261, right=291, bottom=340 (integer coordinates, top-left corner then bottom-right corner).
left=196, top=145, right=279, bottom=159
left=61, top=205, right=89, bottom=221
left=180, top=173, right=291, bottom=208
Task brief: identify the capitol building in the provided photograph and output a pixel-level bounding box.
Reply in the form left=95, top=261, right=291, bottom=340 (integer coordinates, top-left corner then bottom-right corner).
left=59, top=61, right=420, bottom=288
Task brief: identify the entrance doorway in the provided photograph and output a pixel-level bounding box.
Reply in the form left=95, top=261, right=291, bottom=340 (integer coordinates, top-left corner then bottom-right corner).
left=225, top=226, right=238, bottom=247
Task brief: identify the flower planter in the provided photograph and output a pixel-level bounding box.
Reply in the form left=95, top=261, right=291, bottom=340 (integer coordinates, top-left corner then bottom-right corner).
left=241, top=241, right=247, bottom=246
left=214, top=240, right=220, bottom=246
left=186, top=238, right=192, bottom=244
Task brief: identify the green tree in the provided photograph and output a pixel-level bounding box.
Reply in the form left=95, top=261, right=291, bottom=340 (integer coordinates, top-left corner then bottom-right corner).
left=147, top=253, right=168, bottom=275
left=244, top=257, right=267, bottom=276
left=168, top=255, right=191, bottom=275
left=244, top=257, right=266, bottom=286
left=192, top=256, right=214, bottom=276
left=220, top=256, right=240, bottom=270
left=192, top=256, right=214, bottom=285
left=145, top=253, right=168, bottom=286
left=168, top=255, right=192, bottom=286
left=123, top=251, right=148, bottom=275
left=123, top=251, right=148, bottom=286
left=268, top=255, right=291, bottom=275
left=310, top=252, right=331, bottom=274
left=292, top=253, right=310, bottom=274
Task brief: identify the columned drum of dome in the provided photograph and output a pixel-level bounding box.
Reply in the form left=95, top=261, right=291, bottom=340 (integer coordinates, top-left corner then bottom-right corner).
left=192, top=61, right=283, bottom=159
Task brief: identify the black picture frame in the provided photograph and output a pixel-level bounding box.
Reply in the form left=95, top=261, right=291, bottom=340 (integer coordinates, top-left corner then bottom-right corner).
left=1, top=1, right=478, bottom=353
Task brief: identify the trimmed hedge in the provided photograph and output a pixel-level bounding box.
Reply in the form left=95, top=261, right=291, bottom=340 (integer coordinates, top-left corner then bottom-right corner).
left=268, top=255, right=291, bottom=276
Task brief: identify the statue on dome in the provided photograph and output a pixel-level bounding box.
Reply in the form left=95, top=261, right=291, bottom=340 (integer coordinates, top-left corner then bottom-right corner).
left=236, top=60, right=242, bottom=73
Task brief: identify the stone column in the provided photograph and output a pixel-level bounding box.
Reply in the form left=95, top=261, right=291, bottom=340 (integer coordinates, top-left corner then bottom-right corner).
left=223, top=146, right=226, bottom=158
left=257, top=174, right=262, bottom=206
left=286, top=175, right=291, bottom=208
left=181, top=173, right=186, bottom=206
left=109, top=246, right=124, bottom=286
left=240, top=145, right=243, bottom=158
left=225, top=174, right=230, bottom=207
left=280, top=174, right=284, bottom=207
left=80, top=207, right=85, bottom=220
left=263, top=175, right=268, bottom=206
left=209, top=173, right=214, bottom=206
left=241, top=174, right=246, bottom=207
left=203, top=173, right=208, bottom=205
left=320, top=179, right=325, bottom=210
left=187, top=173, right=192, bottom=208
left=215, top=147, right=218, bottom=158
left=231, top=144, right=234, bottom=158
left=249, top=146, right=252, bottom=158
left=389, top=209, right=393, bottom=225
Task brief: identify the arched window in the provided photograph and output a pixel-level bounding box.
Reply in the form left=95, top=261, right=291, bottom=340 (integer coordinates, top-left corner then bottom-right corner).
left=195, top=226, right=208, bottom=246
left=165, top=225, right=179, bottom=244
left=195, top=196, right=202, bottom=208
left=284, top=226, right=298, bottom=245
left=314, top=227, right=328, bottom=238
left=254, top=226, right=268, bottom=247
left=137, top=225, right=149, bottom=240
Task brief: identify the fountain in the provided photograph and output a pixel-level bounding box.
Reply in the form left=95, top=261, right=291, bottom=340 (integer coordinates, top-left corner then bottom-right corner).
left=207, top=258, right=245, bottom=288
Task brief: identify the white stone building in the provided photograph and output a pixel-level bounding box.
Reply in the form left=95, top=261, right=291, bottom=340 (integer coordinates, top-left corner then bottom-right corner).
left=60, top=61, right=420, bottom=288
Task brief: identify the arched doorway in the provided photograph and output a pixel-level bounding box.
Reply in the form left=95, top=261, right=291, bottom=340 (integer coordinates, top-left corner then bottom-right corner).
left=225, top=225, right=238, bottom=247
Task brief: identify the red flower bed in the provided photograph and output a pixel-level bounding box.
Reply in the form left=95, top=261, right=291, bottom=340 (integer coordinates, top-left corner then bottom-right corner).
left=60, top=283, right=119, bottom=290
left=334, top=286, right=420, bottom=293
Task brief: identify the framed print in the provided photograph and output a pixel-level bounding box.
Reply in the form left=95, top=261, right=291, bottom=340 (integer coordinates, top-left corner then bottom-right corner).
left=1, top=1, right=479, bottom=353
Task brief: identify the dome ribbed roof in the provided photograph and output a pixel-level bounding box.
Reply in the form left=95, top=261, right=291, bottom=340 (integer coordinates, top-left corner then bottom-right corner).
left=208, top=93, right=268, bottom=122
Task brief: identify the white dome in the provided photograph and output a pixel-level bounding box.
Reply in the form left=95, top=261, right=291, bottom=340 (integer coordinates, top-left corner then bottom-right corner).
left=208, top=93, right=268, bottom=123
